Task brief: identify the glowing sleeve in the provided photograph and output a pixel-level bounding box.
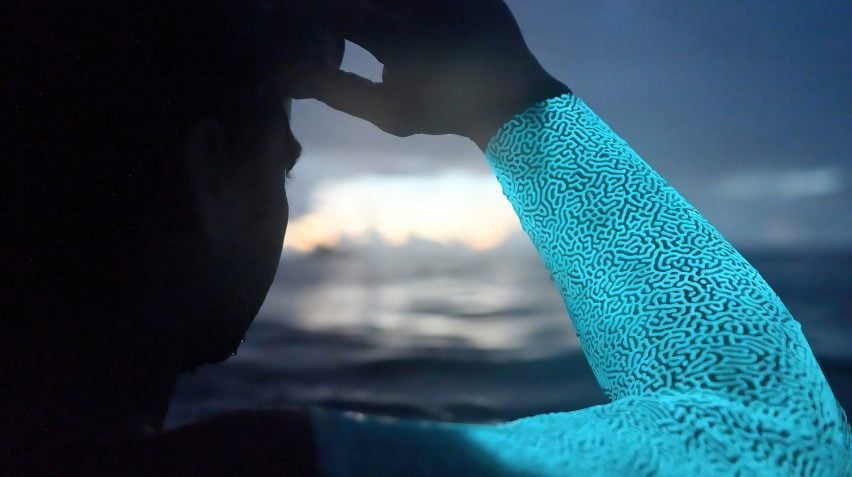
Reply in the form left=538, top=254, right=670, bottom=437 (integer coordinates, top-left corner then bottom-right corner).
left=482, top=93, right=849, bottom=475
left=309, top=94, right=851, bottom=476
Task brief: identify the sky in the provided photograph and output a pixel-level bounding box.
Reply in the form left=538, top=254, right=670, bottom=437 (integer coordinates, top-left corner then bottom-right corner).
left=284, top=0, right=851, bottom=253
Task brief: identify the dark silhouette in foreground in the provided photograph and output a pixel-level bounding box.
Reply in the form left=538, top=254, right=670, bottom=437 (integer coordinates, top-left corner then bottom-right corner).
left=2, top=0, right=565, bottom=474
left=3, top=1, right=336, bottom=473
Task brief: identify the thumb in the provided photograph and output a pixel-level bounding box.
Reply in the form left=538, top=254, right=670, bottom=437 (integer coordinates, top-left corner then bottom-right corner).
left=290, top=68, right=398, bottom=133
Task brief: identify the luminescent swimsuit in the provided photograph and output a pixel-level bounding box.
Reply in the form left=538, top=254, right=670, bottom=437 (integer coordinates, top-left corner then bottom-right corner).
left=310, top=94, right=852, bottom=476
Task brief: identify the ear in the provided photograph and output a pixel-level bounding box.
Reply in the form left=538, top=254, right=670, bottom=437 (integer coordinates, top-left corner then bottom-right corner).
left=183, top=117, right=229, bottom=239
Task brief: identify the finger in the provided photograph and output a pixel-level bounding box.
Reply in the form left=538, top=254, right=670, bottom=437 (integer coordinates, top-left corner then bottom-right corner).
left=291, top=69, right=397, bottom=132
left=314, top=0, right=408, bottom=62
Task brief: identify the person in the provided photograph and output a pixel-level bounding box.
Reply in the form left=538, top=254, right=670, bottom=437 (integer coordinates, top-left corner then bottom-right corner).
left=3, top=1, right=334, bottom=474
left=3, top=0, right=849, bottom=476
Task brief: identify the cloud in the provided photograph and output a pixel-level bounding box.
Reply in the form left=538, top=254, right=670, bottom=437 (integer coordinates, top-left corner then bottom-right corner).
left=714, top=167, right=843, bottom=201
left=284, top=171, right=520, bottom=252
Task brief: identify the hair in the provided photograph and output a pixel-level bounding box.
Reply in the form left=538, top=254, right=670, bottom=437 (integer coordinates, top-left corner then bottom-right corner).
left=1, top=0, right=327, bottom=439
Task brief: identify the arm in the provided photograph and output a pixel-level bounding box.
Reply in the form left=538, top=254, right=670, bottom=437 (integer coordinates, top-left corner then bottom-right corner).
left=486, top=93, right=821, bottom=405
left=481, top=92, right=850, bottom=475
left=299, top=1, right=850, bottom=474
left=309, top=395, right=717, bottom=477
left=308, top=96, right=850, bottom=476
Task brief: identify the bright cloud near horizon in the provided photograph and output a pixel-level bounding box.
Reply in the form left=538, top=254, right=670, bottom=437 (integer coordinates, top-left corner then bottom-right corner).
left=279, top=1, right=852, bottom=252
left=284, top=172, right=521, bottom=252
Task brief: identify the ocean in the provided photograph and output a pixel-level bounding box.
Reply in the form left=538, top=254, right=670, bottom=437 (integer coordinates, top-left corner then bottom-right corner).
left=165, top=243, right=852, bottom=429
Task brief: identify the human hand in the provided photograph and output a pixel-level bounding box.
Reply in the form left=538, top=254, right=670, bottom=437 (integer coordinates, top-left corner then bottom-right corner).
left=292, top=0, right=569, bottom=150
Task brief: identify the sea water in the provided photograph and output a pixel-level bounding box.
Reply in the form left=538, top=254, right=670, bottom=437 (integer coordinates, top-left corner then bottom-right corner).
left=166, top=244, right=852, bottom=429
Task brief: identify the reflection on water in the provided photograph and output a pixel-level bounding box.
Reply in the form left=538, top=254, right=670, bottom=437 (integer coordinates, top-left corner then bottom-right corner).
left=261, top=244, right=578, bottom=355
left=167, top=243, right=852, bottom=428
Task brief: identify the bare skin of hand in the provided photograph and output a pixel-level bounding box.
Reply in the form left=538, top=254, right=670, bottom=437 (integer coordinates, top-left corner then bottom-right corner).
left=292, top=0, right=570, bottom=150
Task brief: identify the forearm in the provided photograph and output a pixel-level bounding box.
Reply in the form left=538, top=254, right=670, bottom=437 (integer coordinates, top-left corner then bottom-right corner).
left=478, top=92, right=849, bottom=474
left=484, top=93, right=827, bottom=404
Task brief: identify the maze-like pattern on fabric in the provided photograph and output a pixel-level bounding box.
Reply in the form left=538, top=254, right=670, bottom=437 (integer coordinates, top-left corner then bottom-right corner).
left=482, top=93, right=851, bottom=475
left=309, top=94, right=851, bottom=477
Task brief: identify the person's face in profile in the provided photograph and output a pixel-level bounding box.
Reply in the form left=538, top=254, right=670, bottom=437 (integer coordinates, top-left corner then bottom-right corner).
left=172, top=89, right=298, bottom=366
left=168, top=22, right=342, bottom=368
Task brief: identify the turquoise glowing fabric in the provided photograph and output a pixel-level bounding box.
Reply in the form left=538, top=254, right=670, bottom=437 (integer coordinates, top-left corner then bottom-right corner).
left=310, top=94, right=852, bottom=476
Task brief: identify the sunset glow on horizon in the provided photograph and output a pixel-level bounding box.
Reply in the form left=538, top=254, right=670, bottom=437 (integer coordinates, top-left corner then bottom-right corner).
left=284, top=172, right=521, bottom=252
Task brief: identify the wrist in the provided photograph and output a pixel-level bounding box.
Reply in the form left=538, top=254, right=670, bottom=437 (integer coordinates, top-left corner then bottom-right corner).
left=468, top=72, right=570, bottom=151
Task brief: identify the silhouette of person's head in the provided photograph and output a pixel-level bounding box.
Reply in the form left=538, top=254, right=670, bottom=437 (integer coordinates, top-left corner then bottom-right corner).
left=2, top=0, right=342, bottom=446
